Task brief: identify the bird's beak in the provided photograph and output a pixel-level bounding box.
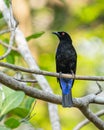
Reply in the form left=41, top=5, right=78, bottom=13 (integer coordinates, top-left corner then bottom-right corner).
left=52, top=32, right=59, bottom=36
left=52, top=32, right=58, bottom=35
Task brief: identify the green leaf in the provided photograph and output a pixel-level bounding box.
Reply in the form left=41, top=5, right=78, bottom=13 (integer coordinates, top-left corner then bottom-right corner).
left=26, top=31, right=45, bottom=41
left=6, top=51, right=15, bottom=64
left=0, top=90, right=3, bottom=108
left=0, top=86, right=4, bottom=109
left=4, top=118, right=20, bottom=129
left=4, top=0, right=10, bottom=8
left=0, top=12, right=3, bottom=19
left=24, top=97, right=35, bottom=110
left=0, top=126, right=11, bottom=130
left=10, top=107, right=29, bottom=118
left=0, top=18, right=7, bottom=28
left=0, top=91, right=25, bottom=117
left=2, top=86, right=14, bottom=98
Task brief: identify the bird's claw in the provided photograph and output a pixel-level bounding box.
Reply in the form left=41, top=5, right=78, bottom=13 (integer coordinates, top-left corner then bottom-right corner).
left=71, top=70, right=75, bottom=79
left=59, top=72, right=62, bottom=79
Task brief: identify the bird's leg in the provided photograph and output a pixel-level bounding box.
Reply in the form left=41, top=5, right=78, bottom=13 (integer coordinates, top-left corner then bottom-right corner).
left=57, top=72, right=62, bottom=82
left=59, top=72, right=62, bottom=80
left=71, top=70, right=75, bottom=80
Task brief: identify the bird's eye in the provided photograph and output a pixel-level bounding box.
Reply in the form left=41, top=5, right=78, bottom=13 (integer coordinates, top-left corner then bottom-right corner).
left=61, top=32, right=65, bottom=36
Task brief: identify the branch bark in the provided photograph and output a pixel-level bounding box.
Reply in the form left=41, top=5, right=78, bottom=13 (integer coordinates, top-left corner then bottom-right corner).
left=0, top=70, right=104, bottom=107
left=0, top=3, right=16, bottom=60
left=0, top=71, right=61, bottom=104
left=74, top=109, right=104, bottom=130
left=79, top=106, right=104, bottom=129
left=0, top=40, right=18, bottom=51
left=1, top=61, right=104, bottom=81
left=0, top=28, right=14, bottom=35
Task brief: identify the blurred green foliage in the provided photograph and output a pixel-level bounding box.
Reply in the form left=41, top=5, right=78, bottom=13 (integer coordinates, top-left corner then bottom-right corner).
left=4, top=0, right=10, bottom=8
left=0, top=0, right=104, bottom=130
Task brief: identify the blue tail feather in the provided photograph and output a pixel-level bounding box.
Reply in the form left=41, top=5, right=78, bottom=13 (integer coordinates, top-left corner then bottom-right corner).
left=59, top=78, right=73, bottom=107
left=60, top=78, right=73, bottom=94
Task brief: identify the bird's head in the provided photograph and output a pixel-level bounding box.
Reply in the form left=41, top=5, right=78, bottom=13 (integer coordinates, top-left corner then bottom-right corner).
left=52, top=31, right=72, bottom=42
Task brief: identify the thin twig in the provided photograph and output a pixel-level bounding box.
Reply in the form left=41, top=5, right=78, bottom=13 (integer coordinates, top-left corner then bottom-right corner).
left=21, top=101, right=37, bottom=122
left=26, top=101, right=37, bottom=121
left=0, top=2, right=17, bottom=60
left=95, top=81, right=103, bottom=95
left=74, top=109, right=104, bottom=130
left=14, top=78, right=37, bottom=83
left=79, top=107, right=104, bottom=130
left=0, top=62, right=104, bottom=81
left=0, top=31, right=15, bottom=60
left=0, top=40, right=18, bottom=51
left=0, top=30, right=15, bottom=60
left=0, top=28, right=14, bottom=35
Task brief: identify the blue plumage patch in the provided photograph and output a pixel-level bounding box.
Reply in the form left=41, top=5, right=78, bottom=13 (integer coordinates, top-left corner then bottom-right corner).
left=60, top=78, right=73, bottom=94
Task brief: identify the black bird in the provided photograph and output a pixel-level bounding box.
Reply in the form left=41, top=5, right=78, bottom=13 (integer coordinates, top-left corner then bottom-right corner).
left=52, top=31, right=77, bottom=107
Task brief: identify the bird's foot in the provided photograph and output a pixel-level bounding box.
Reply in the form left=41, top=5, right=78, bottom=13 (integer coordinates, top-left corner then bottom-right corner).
left=59, top=72, right=62, bottom=79
left=71, top=70, right=75, bottom=79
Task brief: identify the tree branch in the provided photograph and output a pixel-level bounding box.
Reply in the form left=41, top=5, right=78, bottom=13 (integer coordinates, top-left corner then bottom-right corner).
left=14, top=78, right=37, bottom=83
left=0, top=40, right=18, bottom=51
left=1, top=62, right=104, bottom=81
left=0, top=3, right=16, bottom=60
left=0, top=71, right=61, bottom=104
left=79, top=106, right=104, bottom=129
left=0, top=71, right=104, bottom=107
left=0, top=29, right=15, bottom=60
left=74, top=109, right=104, bottom=130
left=0, top=28, right=14, bottom=35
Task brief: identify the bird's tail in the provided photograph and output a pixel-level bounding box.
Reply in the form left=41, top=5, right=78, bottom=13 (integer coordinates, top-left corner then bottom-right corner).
left=62, top=90, right=73, bottom=107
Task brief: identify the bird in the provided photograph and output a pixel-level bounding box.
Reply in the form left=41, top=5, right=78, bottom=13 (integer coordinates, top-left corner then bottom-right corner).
left=52, top=31, right=77, bottom=107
